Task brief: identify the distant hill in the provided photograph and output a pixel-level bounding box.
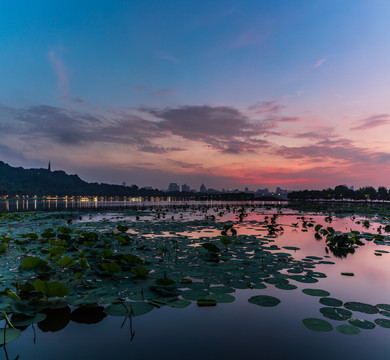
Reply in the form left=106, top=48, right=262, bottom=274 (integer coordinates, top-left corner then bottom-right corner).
left=0, top=161, right=145, bottom=196
left=0, top=161, right=256, bottom=200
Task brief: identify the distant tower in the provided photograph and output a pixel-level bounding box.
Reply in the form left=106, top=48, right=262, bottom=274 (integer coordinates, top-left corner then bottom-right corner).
left=122, top=180, right=126, bottom=187
left=48, top=161, right=51, bottom=172
left=200, top=183, right=206, bottom=192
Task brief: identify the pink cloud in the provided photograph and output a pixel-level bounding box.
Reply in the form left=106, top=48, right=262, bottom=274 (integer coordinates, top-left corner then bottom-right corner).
left=313, top=57, right=327, bottom=68
left=350, top=114, right=390, bottom=131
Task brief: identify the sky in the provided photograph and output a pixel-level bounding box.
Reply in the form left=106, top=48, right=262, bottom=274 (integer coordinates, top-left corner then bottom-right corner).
left=1, top=0, right=390, bottom=191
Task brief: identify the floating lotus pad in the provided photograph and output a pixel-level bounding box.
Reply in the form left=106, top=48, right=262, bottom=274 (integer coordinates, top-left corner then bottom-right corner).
left=276, top=283, right=297, bottom=290
left=344, top=302, right=379, bottom=314
left=0, top=329, right=22, bottom=345
left=302, top=318, right=333, bottom=332
left=197, top=299, right=216, bottom=306
left=319, top=297, right=343, bottom=307
left=341, top=272, right=354, bottom=276
left=377, top=304, right=390, bottom=311
left=302, top=288, right=330, bottom=297
left=248, top=295, right=281, bottom=307
left=348, top=318, right=375, bottom=329
left=283, top=246, right=300, bottom=251
left=205, top=293, right=235, bottom=303
left=166, top=299, right=191, bottom=308
left=12, top=313, right=47, bottom=327
left=208, top=286, right=235, bottom=294
left=181, top=289, right=209, bottom=300
left=336, top=324, right=360, bottom=335
left=374, top=318, right=390, bottom=328
left=289, top=275, right=318, bottom=283
left=320, top=307, right=352, bottom=321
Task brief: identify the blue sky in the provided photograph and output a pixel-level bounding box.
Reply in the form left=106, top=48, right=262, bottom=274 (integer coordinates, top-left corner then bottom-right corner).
left=1, top=1, right=390, bottom=190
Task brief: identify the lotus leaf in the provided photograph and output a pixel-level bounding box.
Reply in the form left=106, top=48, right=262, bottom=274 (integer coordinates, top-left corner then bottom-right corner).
left=57, top=256, right=76, bottom=267
left=302, top=318, right=333, bottom=332
left=348, top=318, right=375, bottom=329
left=320, top=307, right=352, bottom=321
left=197, top=298, right=217, bottom=306
left=33, top=279, right=70, bottom=298
left=102, top=262, right=121, bottom=274
left=12, top=313, right=47, bottom=327
left=201, top=242, right=220, bottom=253
left=319, top=297, right=343, bottom=307
left=248, top=295, right=281, bottom=307
left=377, top=304, right=390, bottom=311
left=131, top=266, right=149, bottom=277
left=0, top=328, right=21, bottom=345
left=374, top=318, right=390, bottom=328
left=21, top=256, right=47, bottom=270
left=302, top=288, right=330, bottom=297
left=344, top=301, right=379, bottom=314
left=336, top=324, right=360, bottom=335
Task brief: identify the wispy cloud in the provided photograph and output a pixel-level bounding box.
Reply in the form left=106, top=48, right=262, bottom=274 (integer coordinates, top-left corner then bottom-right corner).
left=231, top=30, right=266, bottom=49
left=313, top=56, right=328, bottom=68
left=48, top=49, right=70, bottom=102
left=350, top=114, right=390, bottom=131
left=248, top=100, right=286, bottom=115
left=155, top=50, right=180, bottom=64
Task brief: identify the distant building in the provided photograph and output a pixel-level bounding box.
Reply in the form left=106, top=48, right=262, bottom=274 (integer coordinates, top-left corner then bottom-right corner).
left=168, top=183, right=180, bottom=192
left=245, top=187, right=249, bottom=193
left=181, top=184, right=190, bottom=192
left=48, top=161, right=51, bottom=172
left=122, top=180, right=127, bottom=187
left=200, top=183, right=206, bottom=192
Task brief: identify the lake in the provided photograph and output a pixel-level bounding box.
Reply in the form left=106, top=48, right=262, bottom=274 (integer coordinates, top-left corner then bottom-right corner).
left=1, top=203, right=390, bottom=359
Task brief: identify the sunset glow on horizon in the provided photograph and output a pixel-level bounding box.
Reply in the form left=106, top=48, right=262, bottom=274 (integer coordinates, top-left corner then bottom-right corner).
left=1, top=1, right=390, bottom=191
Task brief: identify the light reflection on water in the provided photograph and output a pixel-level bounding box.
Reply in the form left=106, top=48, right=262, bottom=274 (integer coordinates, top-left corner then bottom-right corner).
left=3, top=206, right=390, bottom=359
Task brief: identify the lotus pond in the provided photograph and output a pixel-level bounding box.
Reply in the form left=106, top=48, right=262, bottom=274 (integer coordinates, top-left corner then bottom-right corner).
left=1, top=203, right=390, bottom=359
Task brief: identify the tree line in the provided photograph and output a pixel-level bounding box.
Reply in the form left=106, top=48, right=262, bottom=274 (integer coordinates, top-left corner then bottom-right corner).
left=288, top=185, right=390, bottom=201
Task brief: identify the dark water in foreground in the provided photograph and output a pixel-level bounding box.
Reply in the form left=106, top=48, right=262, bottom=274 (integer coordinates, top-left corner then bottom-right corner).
left=1, top=207, right=390, bottom=359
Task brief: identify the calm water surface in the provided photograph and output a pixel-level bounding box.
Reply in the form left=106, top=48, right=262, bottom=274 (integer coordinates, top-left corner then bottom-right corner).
left=2, top=205, right=390, bottom=360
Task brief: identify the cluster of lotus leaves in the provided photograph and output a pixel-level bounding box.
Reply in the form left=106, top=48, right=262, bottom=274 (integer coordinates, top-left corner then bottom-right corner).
left=0, top=206, right=390, bottom=342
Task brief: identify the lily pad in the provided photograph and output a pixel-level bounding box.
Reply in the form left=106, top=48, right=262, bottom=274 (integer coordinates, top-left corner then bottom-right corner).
left=209, top=286, right=235, bottom=294
left=12, top=313, right=47, bottom=327
left=166, top=299, right=191, bottom=308
left=348, top=318, right=375, bottom=329
left=320, top=307, right=352, bottom=321
left=181, top=289, right=208, bottom=300
left=33, top=279, right=70, bottom=298
left=374, top=318, right=390, bottom=328
left=204, top=293, right=235, bottom=303
left=302, top=289, right=330, bottom=297
left=248, top=295, right=281, bottom=307
left=319, top=297, right=343, bottom=307
left=0, top=329, right=22, bottom=345
left=275, top=283, right=297, bottom=290
left=289, top=275, right=318, bottom=283
left=344, top=302, right=379, bottom=314
left=302, top=318, right=333, bottom=332
left=377, top=304, right=390, bottom=312
left=201, top=243, right=220, bottom=253
left=336, top=324, right=360, bottom=335
left=341, top=272, right=354, bottom=276
left=197, top=299, right=216, bottom=306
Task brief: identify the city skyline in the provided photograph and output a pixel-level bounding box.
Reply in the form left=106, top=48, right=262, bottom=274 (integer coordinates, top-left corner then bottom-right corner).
left=2, top=1, right=390, bottom=190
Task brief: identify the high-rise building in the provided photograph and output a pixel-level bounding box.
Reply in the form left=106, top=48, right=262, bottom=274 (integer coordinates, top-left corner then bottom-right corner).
left=182, top=184, right=190, bottom=192
left=168, top=183, right=180, bottom=192
left=200, top=183, right=206, bottom=192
